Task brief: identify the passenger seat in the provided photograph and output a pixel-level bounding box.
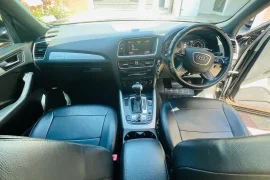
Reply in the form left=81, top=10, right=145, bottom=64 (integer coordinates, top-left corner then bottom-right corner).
left=0, top=136, right=113, bottom=180
left=29, top=105, right=118, bottom=151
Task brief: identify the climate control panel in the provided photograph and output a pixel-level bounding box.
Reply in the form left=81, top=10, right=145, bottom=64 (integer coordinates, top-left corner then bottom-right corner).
left=118, top=58, right=157, bottom=90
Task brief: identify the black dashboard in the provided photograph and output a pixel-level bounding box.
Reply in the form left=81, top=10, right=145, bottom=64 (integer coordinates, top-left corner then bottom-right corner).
left=32, top=21, right=226, bottom=90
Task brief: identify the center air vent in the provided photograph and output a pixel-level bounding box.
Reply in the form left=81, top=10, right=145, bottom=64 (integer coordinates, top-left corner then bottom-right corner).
left=33, top=40, right=51, bottom=60
left=118, top=59, right=155, bottom=69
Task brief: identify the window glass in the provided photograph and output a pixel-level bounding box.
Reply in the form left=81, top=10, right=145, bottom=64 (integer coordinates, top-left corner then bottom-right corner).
left=238, top=6, right=270, bottom=34
left=0, top=14, right=13, bottom=48
left=20, top=0, right=250, bottom=25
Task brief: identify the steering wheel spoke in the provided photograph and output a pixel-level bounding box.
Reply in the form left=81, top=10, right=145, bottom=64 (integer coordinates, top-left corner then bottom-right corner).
left=214, top=56, right=229, bottom=65
left=166, top=24, right=232, bottom=89
left=201, top=71, right=215, bottom=81
left=175, top=64, right=187, bottom=77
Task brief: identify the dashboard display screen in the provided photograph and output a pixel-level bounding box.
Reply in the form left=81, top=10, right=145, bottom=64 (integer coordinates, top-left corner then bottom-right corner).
left=121, top=37, right=156, bottom=56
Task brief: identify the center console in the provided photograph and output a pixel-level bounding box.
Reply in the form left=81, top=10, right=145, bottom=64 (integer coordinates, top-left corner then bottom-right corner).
left=118, top=37, right=160, bottom=135
left=118, top=37, right=169, bottom=180
left=117, top=37, right=160, bottom=90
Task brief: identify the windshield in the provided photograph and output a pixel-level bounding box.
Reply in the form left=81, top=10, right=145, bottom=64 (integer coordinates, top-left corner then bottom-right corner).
left=21, top=0, right=250, bottom=25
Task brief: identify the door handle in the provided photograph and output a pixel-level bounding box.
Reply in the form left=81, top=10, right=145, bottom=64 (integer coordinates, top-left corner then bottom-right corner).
left=0, top=54, right=22, bottom=69
left=3, top=59, right=20, bottom=68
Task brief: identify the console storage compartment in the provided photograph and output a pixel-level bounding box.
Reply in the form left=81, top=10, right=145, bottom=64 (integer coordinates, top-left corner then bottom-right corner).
left=121, top=139, right=168, bottom=180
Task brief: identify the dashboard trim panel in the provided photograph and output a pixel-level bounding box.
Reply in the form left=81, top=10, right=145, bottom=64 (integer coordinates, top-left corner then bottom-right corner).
left=49, top=52, right=106, bottom=61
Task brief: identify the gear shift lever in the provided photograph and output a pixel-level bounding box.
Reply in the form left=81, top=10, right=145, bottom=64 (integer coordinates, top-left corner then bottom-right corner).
left=132, top=82, right=143, bottom=100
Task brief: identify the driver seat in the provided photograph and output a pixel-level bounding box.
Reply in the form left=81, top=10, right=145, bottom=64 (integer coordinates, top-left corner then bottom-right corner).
left=159, top=97, right=248, bottom=155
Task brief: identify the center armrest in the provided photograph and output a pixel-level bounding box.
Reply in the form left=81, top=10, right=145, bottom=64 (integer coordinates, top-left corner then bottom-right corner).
left=121, top=139, right=168, bottom=180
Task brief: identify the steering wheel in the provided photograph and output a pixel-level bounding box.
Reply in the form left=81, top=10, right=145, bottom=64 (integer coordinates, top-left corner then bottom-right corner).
left=166, top=24, right=233, bottom=89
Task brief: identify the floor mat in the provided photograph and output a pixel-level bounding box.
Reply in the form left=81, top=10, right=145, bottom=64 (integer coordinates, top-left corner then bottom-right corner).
left=237, top=111, right=270, bottom=135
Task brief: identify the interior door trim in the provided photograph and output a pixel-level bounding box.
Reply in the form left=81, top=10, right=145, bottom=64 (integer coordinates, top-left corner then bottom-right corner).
left=0, top=72, right=33, bottom=128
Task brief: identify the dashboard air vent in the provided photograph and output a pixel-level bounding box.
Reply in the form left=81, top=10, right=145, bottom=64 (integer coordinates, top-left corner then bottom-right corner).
left=33, top=40, right=51, bottom=60
left=231, top=39, right=239, bottom=60
left=118, top=59, right=155, bottom=69
left=118, top=60, right=136, bottom=68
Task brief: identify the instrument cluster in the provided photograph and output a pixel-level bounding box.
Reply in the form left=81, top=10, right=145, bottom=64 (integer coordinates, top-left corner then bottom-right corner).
left=162, top=35, right=208, bottom=55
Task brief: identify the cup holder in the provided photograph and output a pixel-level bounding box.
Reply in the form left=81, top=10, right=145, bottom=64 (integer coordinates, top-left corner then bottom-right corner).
left=124, top=131, right=156, bottom=141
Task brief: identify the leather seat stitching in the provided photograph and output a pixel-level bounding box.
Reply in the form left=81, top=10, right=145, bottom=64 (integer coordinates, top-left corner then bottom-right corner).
left=168, top=101, right=183, bottom=143
left=180, top=130, right=232, bottom=133
left=221, top=102, right=234, bottom=136
left=98, top=109, right=110, bottom=146
left=54, top=115, right=107, bottom=117
left=63, top=138, right=101, bottom=141
left=45, top=111, right=55, bottom=138
left=160, top=102, right=175, bottom=151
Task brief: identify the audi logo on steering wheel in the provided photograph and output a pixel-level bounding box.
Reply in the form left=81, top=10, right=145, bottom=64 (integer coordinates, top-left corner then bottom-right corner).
left=193, top=52, right=211, bottom=65
left=196, top=55, right=207, bottom=61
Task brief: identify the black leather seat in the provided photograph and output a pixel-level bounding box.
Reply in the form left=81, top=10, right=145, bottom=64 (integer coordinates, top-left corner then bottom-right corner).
left=30, top=105, right=117, bottom=151
left=172, top=135, right=270, bottom=180
left=0, top=136, right=113, bottom=180
left=160, top=97, right=248, bottom=154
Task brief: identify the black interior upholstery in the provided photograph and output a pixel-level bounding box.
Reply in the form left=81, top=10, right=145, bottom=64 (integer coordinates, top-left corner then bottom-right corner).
left=172, top=135, right=270, bottom=180
left=159, top=97, right=248, bottom=154
left=0, top=136, right=113, bottom=180
left=30, top=105, right=118, bottom=151
left=121, top=139, right=168, bottom=180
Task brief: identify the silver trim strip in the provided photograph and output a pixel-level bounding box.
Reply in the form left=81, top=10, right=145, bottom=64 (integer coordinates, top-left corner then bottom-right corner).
left=32, top=39, right=51, bottom=61
left=49, top=52, right=105, bottom=61
left=0, top=51, right=25, bottom=76
left=117, top=37, right=159, bottom=58
left=230, top=39, right=239, bottom=60
left=33, top=40, right=51, bottom=71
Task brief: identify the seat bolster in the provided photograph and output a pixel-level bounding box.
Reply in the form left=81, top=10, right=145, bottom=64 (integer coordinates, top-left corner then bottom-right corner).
left=222, top=102, right=249, bottom=137
left=173, top=135, right=270, bottom=179
left=160, top=101, right=182, bottom=155
left=29, top=111, right=54, bottom=138
left=100, top=108, right=118, bottom=152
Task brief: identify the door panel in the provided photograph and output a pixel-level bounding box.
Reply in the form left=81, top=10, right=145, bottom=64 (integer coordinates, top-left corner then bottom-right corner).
left=226, top=23, right=270, bottom=136
left=234, top=39, right=270, bottom=108
left=0, top=43, right=36, bottom=133
left=0, top=72, right=20, bottom=109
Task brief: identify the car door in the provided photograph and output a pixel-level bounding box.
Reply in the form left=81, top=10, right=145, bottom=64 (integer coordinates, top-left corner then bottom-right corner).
left=0, top=11, right=40, bottom=135
left=223, top=20, right=270, bottom=135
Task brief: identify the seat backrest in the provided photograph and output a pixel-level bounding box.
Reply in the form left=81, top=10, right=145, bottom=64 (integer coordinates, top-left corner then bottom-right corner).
left=172, top=135, right=270, bottom=180
left=0, top=136, right=113, bottom=180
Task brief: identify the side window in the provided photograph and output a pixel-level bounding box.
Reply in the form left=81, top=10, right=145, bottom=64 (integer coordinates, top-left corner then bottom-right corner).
left=0, top=13, right=13, bottom=48
left=238, top=6, right=270, bottom=34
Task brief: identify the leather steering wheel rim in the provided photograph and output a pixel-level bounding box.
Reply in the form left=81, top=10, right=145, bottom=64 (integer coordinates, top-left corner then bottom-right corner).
left=166, top=23, right=233, bottom=89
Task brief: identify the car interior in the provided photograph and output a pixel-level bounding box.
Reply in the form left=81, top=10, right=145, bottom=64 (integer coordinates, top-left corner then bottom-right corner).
left=0, top=0, right=270, bottom=179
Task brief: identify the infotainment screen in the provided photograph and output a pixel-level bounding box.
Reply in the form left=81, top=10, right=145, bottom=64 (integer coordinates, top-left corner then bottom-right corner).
left=118, top=37, right=157, bottom=56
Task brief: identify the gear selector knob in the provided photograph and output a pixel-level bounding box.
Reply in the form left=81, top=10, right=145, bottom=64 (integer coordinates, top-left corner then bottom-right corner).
left=132, top=82, right=143, bottom=100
